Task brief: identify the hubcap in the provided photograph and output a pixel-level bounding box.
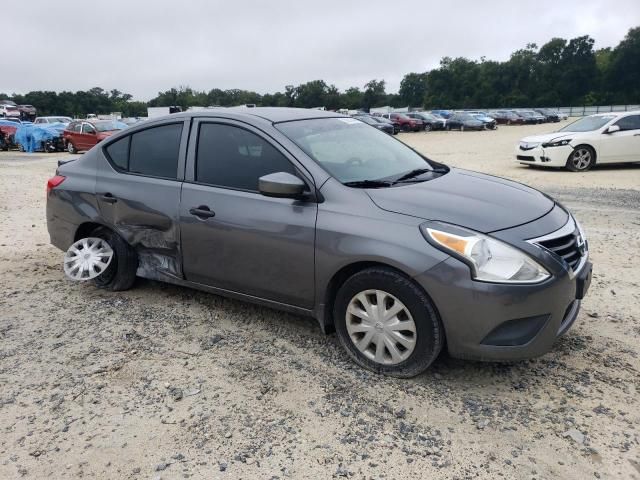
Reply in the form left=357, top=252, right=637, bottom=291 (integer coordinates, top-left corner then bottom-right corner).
left=63, top=237, right=114, bottom=281
left=571, top=149, right=591, bottom=170
left=345, top=289, right=417, bottom=365
left=68, top=142, right=74, bottom=153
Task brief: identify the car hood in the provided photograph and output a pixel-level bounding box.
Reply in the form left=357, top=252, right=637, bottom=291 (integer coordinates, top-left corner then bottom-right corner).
left=520, top=131, right=586, bottom=145
left=366, top=168, right=554, bottom=233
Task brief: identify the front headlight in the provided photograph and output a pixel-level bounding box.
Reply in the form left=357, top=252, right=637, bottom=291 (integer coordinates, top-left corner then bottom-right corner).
left=542, top=139, right=572, bottom=147
left=422, top=223, right=550, bottom=283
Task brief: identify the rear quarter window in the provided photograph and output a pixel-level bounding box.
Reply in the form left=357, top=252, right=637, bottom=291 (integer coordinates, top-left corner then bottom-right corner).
left=105, top=136, right=129, bottom=170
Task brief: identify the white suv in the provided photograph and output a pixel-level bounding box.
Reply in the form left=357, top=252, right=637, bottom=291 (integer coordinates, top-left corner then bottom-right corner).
left=516, top=111, right=640, bottom=171
left=0, top=103, right=20, bottom=118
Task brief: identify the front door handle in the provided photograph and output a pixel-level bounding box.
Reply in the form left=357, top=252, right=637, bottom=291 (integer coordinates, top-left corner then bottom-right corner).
left=101, top=193, right=117, bottom=204
left=189, top=205, right=216, bottom=219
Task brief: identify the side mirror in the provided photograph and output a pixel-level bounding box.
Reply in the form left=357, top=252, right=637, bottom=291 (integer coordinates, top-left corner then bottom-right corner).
left=605, top=125, right=620, bottom=134
left=259, top=172, right=307, bottom=199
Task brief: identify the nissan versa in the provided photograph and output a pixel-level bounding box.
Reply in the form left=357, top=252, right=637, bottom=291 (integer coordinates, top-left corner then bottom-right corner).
left=46, top=108, right=592, bottom=377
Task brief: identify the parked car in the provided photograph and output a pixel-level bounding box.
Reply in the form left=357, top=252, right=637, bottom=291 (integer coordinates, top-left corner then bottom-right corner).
left=384, top=113, right=421, bottom=132
left=47, top=108, right=591, bottom=377
left=518, top=110, right=545, bottom=124
left=18, top=105, right=37, bottom=121
left=431, top=109, right=453, bottom=119
left=63, top=119, right=128, bottom=153
left=35, top=116, right=73, bottom=125
left=354, top=114, right=394, bottom=134
left=534, top=109, right=560, bottom=122
left=369, top=115, right=400, bottom=134
left=0, top=103, right=20, bottom=118
left=445, top=113, right=485, bottom=131
left=489, top=110, right=525, bottom=125
left=516, top=111, right=640, bottom=171
left=405, top=112, right=446, bottom=131
left=0, top=119, right=20, bottom=150
left=469, top=112, right=497, bottom=130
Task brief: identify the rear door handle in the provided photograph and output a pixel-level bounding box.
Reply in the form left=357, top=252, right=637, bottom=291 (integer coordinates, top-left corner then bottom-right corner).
left=101, top=193, right=117, bottom=204
left=189, top=205, right=216, bottom=219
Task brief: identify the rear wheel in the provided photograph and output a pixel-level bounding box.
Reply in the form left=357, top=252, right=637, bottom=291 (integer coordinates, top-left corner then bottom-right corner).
left=460, top=124, right=465, bottom=132
left=566, top=145, right=595, bottom=172
left=89, top=227, right=138, bottom=291
left=333, top=268, right=444, bottom=378
left=401, top=123, right=411, bottom=132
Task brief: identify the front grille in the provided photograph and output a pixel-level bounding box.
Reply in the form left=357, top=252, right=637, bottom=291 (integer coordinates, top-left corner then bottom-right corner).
left=537, top=230, right=583, bottom=271
left=517, top=155, right=535, bottom=161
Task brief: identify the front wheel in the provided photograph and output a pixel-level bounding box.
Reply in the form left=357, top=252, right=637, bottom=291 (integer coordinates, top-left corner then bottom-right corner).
left=67, top=141, right=78, bottom=154
left=460, top=124, right=465, bottom=132
left=333, top=268, right=444, bottom=378
left=566, top=146, right=595, bottom=172
left=424, top=124, right=432, bottom=132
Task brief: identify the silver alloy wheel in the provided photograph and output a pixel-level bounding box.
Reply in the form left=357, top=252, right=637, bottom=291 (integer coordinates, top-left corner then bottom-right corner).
left=63, top=237, right=114, bottom=281
left=67, top=141, right=74, bottom=153
left=570, top=148, right=592, bottom=170
left=345, top=289, right=417, bottom=365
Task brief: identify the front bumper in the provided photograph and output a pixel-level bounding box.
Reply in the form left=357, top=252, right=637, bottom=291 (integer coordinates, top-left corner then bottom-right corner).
left=414, top=212, right=591, bottom=361
left=515, top=144, right=573, bottom=168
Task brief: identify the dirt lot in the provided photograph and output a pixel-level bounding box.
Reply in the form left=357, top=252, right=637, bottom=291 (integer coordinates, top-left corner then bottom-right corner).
left=1, top=122, right=639, bottom=479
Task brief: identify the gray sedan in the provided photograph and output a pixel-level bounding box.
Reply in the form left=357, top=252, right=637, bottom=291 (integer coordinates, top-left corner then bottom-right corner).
left=46, top=108, right=592, bottom=377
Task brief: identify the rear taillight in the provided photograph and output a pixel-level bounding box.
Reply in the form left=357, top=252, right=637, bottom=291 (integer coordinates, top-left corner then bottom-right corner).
left=47, top=175, right=66, bottom=194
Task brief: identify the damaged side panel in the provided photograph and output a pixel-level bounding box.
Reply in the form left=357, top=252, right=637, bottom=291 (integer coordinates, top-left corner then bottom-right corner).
left=94, top=149, right=184, bottom=282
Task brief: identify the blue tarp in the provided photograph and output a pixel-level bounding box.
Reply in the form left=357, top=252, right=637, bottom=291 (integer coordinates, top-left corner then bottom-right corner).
left=14, top=123, right=65, bottom=153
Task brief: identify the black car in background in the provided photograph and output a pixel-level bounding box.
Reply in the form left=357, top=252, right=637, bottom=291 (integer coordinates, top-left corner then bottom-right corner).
left=445, top=113, right=484, bottom=131
left=368, top=115, right=400, bottom=134
left=354, top=114, right=394, bottom=134
left=405, top=112, right=446, bottom=131
left=534, top=108, right=560, bottom=122
left=489, top=111, right=525, bottom=125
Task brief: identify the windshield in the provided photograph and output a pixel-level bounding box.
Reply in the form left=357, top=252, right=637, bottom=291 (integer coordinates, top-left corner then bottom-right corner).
left=559, top=115, right=615, bottom=132
left=94, top=120, right=127, bottom=132
left=276, top=118, right=442, bottom=184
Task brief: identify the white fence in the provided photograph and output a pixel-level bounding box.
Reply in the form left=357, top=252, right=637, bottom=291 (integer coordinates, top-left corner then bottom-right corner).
left=557, top=105, right=640, bottom=117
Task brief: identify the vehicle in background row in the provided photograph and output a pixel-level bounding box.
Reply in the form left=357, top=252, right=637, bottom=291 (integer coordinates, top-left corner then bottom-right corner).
left=534, top=109, right=560, bottom=122
left=516, top=111, right=640, bottom=171
left=384, top=113, right=422, bottom=132
left=354, top=114, right=395, bottom=134
left=0, top=103, right=20, bottom=118
left=405, top=112, right=446, bottom=131
left=63, top=120, right=128, bottom=153
left=445, top=113, right=485, bottom=131
left=18, top=105, right=37, bottom=121
left=47, top=107, right=591, bottom=377
left=468, top=112, right=497, bottom=130
left=490, top=110, right=526, bottom=125
left=519, top=110, right=546, bottom=124
left=34, top=116, right=73, bottom=125
left=431, top=109, right=453, bottom=119
left=369, top=115, right=400, bottom=134
left=0, top=119, right=20, bottom=150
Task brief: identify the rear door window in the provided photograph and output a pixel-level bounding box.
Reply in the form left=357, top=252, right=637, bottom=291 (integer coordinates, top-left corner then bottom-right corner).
left=128, top=124, right=183, bottom=179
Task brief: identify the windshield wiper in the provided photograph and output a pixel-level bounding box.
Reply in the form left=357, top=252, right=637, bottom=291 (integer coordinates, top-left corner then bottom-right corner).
left=343, top=179, right=393, bottom=188
left=391, top=168, right=432, bottom=184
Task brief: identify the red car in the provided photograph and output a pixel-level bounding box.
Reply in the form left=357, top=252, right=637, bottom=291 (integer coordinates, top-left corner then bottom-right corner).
left=384, top=112, right=422, bottom=132
left=63, top=119, right=128, bottom=153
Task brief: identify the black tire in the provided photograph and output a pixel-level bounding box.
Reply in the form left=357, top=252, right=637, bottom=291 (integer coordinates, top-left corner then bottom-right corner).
left=67, top=141, right=78, bottom=154
left=424, top=123, right=432, bottom=132
left=90, top=227, right=138, bottom=291
left=401, top=124, right=411, bottom=132
left=333, top=267, right=444, bottom=378
left=565, top=145, right=596, bottom=172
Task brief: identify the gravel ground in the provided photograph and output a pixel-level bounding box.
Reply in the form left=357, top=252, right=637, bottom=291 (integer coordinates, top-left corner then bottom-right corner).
left=1, top=122, right=639, bottom=479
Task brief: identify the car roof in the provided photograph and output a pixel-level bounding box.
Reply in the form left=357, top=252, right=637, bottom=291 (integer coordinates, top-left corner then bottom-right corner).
left=172, top=107, right=345, bottom=124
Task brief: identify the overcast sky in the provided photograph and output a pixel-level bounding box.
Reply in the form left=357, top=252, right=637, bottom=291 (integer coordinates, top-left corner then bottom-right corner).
left=4, top=1, right=639, bottom=100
